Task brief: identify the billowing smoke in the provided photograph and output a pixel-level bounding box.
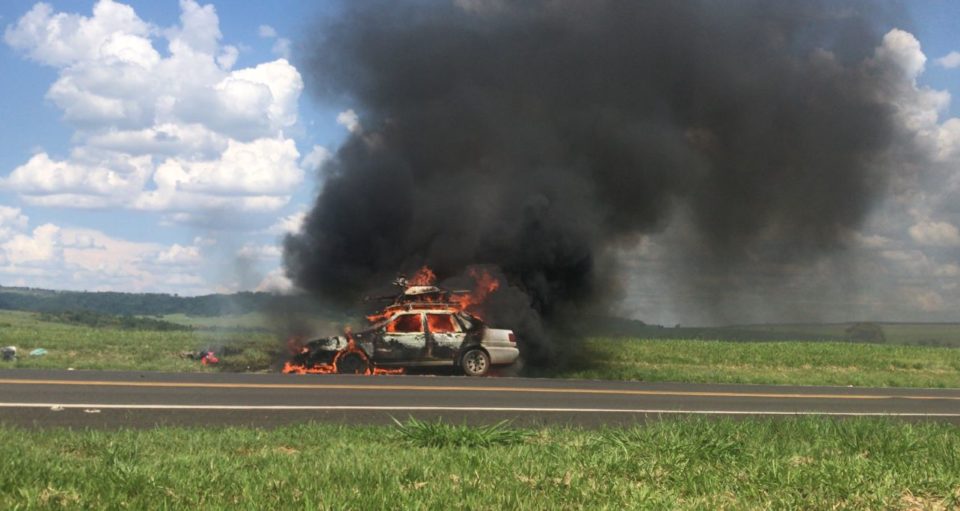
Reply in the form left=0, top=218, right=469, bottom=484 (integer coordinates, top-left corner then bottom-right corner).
left=285, top=0, right=912, bottom=361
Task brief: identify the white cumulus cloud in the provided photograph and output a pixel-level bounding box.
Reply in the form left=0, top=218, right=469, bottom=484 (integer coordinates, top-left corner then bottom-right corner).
left=300, top=145, right=330, bottom=171
left=3, top=0, right=305, bottom=217
left=268, top=210, right=307, bottom=236
left=936, top=51, right=960, bottom=69
left=155, top=243, right=203, bottom=265
left=135, top=137, right=301, bottom=212
left=5, top=152, right=152, bottom=207
left=0, top=206, right=30, bottom=238
left=4, top=0, right=154, bottom=67
left=336, top=109, right=361, bottom=133
left=2, top=224, right=62, bottom=265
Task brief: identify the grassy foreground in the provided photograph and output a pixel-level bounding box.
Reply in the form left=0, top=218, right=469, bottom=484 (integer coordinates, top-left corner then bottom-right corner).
left=552, top=338, right=960, bottom=388
left=2, top=418, right=959, bottom=510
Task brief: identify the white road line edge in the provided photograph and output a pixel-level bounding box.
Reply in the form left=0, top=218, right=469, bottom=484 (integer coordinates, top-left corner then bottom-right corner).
left=0, top=403, right=958, bottom=417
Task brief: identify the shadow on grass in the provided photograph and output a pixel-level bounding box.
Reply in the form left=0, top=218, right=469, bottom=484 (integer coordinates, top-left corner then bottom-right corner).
left=521, top=337, right=611, bottom=379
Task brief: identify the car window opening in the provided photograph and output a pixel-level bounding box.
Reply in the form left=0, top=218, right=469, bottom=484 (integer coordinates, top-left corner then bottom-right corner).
left=386, top=313, right=423, bottom=333
left=455, top=312, right=477, bottom=331
left=427, top=313, right=458, bottom=333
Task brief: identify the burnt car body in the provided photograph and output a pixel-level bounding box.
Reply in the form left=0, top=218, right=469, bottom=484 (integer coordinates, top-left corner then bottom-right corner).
left=292, top=286, right=519, bottom=376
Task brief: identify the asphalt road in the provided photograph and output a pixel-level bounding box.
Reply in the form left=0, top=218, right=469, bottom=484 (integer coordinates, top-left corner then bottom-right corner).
left=1, top=369, right=959, bottom=428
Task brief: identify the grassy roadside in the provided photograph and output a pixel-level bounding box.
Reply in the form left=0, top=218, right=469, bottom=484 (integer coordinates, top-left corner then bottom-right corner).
left=1, top=418, right=958, bottom=509
left=3, top=309, right=960, bottom=388
left=0, top=310, right=277, bottom=372
left=548, top=338, right=960, bottom=388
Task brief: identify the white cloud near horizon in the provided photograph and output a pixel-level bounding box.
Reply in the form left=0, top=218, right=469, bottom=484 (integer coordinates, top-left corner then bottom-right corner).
left=0, top=207, right=210, bottom=292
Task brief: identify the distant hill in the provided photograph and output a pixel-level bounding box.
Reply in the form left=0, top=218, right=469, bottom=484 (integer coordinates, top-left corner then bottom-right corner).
left=0, top=285, right=319, bottom=317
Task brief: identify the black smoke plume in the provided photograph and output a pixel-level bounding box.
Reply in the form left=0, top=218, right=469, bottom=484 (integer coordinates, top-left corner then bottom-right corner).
left=285, top=0, right=909, bottom=361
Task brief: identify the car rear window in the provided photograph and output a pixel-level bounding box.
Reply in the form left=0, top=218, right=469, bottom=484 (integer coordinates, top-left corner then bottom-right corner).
left=386, top=314, right=423, bottom=333
left=427, top=313, right=458, bottom=333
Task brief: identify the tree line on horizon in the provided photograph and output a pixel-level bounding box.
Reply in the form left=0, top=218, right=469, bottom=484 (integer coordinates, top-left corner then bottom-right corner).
left=0, top=286, right=313, bottom=317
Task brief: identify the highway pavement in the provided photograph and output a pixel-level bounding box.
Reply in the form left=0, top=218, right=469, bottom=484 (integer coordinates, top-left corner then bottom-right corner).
left=1, top=369, right=959, bottom=428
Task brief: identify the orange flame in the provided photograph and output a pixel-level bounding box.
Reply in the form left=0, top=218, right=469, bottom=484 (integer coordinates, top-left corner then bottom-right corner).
left=365, top=266, right=501, bottom=324
left=282, top=333, right=403, bottom=375
left=282, top=360, right=336, bottom=374
left=409, top=266, right=437, bottom=286
left=453, top=267, right=501, bottom=317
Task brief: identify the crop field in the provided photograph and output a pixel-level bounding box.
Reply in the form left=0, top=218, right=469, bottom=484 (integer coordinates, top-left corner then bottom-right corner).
left=1, top=418, right=958, bottom=510
left=552, top=338, right=960, bottom=388
left=728, top=322, right=960, bottom=347
left=595, top=321, right=960, bottom=347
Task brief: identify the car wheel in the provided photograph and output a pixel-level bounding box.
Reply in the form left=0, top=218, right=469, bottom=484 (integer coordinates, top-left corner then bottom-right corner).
left=336, top=352, right=370, bottom=374
left=461, top=349, right=490, bottom=377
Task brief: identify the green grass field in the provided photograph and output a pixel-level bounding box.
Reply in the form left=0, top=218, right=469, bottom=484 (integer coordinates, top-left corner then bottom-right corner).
left=551, top=338, right=960, bottom=388
left=2, top=309, right=960, bottom=388
left=1, top=418, right=958, bottom=510
left=729, top=322, right=960, bottom=346
left=0, top=310, right=278, bottom=372
left=595, top=321, right=960, bottom=346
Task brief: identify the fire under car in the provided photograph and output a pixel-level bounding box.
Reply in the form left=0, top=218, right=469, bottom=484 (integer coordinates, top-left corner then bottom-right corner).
left=288, top=285, right=520, bottom=376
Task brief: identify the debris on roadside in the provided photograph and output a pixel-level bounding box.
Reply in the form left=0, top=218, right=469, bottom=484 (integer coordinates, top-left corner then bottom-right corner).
left=29, top=348, right=48, bottom=357
left=50, top=405, right=64, bottom=412
left=83, top=409, right=101, bottom=414
left=181, top=349, right=220, bottom=365
left=1, top=346, right=15, bottom=361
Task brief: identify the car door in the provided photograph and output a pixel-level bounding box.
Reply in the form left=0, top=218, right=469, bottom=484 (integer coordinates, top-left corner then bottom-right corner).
left=426, top=312, right=466, bottom=360
left=378, top=312, right=427, bottom=360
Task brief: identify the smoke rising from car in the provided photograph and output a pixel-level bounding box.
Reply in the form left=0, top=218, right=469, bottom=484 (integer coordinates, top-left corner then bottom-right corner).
left=285, top=0, right=913, bottom=362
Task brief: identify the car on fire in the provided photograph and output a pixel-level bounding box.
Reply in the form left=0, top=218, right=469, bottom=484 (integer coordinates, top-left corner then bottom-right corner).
left=288, top=284, right=520, bottom=376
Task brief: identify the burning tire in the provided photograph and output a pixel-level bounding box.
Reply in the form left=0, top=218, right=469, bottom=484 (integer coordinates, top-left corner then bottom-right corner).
left=460, top=348, right=490, bottom=377
left=336, top=352, right=370, bottom=374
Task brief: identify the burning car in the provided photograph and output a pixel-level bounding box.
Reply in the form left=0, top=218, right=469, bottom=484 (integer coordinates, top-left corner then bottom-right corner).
left=284, top=270, right=519, bottom=376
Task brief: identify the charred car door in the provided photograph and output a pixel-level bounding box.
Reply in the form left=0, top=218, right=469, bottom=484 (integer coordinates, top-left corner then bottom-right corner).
left=426, top=312, right=466, bottom=360
left=375, top=312, right=427, bottom=361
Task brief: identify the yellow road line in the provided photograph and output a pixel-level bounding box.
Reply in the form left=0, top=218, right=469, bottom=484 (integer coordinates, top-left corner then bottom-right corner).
left=0, top=378, right=958, bottom=401
left=3, top=403, right=960, bottom=416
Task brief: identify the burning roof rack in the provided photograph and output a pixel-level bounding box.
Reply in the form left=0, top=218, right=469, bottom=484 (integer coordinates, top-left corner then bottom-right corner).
left=364, top=275, right=473, bottom=323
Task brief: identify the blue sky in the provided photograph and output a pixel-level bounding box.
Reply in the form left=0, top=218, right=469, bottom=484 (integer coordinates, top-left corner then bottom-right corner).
left=906, top=2, right=960, bottom=115
left=0, top=1, right=959, bottom=324
left=0, top=0, right=355, bottom=294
